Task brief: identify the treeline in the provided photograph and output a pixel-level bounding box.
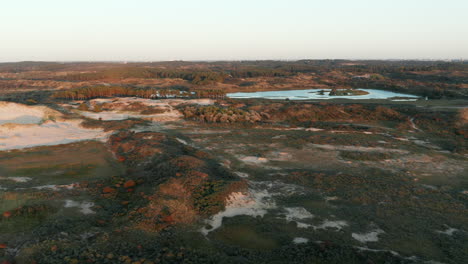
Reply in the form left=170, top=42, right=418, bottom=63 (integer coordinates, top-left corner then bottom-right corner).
left=0, top=61, right=65, bottom=73
left=2, top=60, right=466, bottom=75
left=228, top=67, right=293, bottom=78
left=61, top=67, right=297, bottom=83
left=341, top=78, right=468, bottom=99
left=61, top=67, right=227, bottom=85
left=386, top=72, right=467, bottom=84
left=223, top=60, right=467, bottom=74
left=52, top=86, right=227, bottom=100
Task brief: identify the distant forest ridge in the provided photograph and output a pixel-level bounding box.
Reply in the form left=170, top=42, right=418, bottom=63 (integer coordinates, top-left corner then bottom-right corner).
left=0, top=60, right=466, bottom=73
left=0, top=60, right=466, bottom=99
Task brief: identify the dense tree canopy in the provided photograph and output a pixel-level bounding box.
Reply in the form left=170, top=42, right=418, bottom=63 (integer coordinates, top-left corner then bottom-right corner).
left=52, top=86, right=226, bottom=100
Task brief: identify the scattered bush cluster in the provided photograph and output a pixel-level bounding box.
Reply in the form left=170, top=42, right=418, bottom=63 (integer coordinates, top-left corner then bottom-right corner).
left=182, top=105, right=269, bottom=123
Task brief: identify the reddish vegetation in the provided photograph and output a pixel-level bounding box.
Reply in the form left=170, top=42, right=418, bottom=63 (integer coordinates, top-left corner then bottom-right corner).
left=181, top=101, right=406, bottom=125
left=108, top=131, right=166, bottom=162
left=456, top=108, right=468, bottom=137
left=102, top=187, right=117, bottom=194
left=2, top=211, right=11, bottom=219
left=170, top=156, right=206, bottom=170
left=250, top=103, right=404, bottom=123
left=123, top=180, right=136, bottom=188
left=137, top=178, right=201, bottom=230
left=105, top=131, right=247, bottom=232
left=135, top=176, right=247, bottom=232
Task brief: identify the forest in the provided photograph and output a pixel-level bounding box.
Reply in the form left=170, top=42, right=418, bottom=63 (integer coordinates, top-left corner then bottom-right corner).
left=1, top=60, right=467, bottom=99
left=52, top=86, right=227, bottom=100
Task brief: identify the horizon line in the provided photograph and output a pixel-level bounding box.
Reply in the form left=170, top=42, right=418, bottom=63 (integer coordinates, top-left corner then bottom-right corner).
left=0, top=58, right=466, bottom=64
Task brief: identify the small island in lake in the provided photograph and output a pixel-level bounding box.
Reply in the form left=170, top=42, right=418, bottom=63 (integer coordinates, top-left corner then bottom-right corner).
left=328, top=88, right=370, bottom=96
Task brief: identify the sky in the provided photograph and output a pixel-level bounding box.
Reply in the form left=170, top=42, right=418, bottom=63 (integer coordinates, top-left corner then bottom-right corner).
left=1, top=0, right=467, bottom=62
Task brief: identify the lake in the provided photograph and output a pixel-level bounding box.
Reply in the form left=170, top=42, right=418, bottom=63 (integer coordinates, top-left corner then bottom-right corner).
left=227, top=89, right=420, bottom=100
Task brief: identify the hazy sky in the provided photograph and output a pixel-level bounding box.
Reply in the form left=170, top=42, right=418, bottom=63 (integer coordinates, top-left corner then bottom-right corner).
left=1, top=0, right=467, bottom=62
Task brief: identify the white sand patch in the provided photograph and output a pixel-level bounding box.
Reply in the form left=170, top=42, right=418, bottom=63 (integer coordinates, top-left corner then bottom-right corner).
left=77, top=110, right=183, bottom=122
left=355, top=246, right=400, bottom=257
left=79, top=97, right=212, bottom=107
left=31, top=183, right=78, bottom=190
left=234, top=172, right=249, bottom=178
left=314, top=220, right=348, bottom=230
left=176, top=138, right=188, bottom=145
left=64, top=200, right=95, bottom=214
left=200, top=180, right=308, bottom=234
left=167, top=98, right=214, bottom=106
left=240, top=156, right=269, bottom=164
left=272, top=135, right=287, bottom=139
left=305, top=128, right=324, bottom=132
left=412, top=139, right=441, bottom=150
left=421, top=184, right=437, bottom=190
left=293, top=237, right=309, bottom=244
left=284, top=207, right=314, bottom=221
left=436, top=227, right=459, bottom=236
left=297, top=222, right=312, bottom=228
left=409, top=117, right=420, bottom=131
left=0, top=176, right=32, bottom=183
left=0, top=102, right=60, bottom=125
left=71, top=97, right=213, bottom=122
left=251, top=181, right=307, bottom=197
left=0, top=119, right=110, bottom=151
left=182, top=129, right=232, bottom=135
left=77, top=111, right=142, bottom=120
left=309, top=143, right=409, bottom=154
left=272, top=127, right=324, bottom=132
left=267, top=151, right=293, bottom=161
left=356, top=246, right=420, bottom=261
left=352, top=229, right=385, bottom=243
left=283, top=207, right=314, bottom=229
left=394, top=137, right=410, bottom=141
left=325, top=196, right=339, bottom=202
left=75, top=98, right=181, bottom=121
left=201, top=190, right=276, bottom=235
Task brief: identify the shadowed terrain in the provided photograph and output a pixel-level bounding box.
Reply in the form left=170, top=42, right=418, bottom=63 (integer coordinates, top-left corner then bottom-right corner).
left=0, top=61, right=467, bottom=264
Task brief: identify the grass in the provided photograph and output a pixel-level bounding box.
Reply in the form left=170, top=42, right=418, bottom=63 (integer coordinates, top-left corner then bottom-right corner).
left=0, top=141, right=125, bottom=187
left=211, top=222, right=280, bottom=250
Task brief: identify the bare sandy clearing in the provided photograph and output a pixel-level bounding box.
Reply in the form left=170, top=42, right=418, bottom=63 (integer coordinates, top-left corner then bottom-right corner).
left=0, top=119, right=110, bottom=151
left=293, top=237, right=309, bottom=244
left=68, top=97, right=214, bottom=122
left=0, top=101, right=62, bottom=125
left=377, top=154, right=466, bottom=177
left=0, top=102, right=111, bottom=150
left=0, top=177, right=32, bottom=183
left=64, top=200, right=95, bottom=214
left=201, top=190, right=276, bottom=235
left=314, top=220, right=348, bottom=230
left=240, top=156, right=269, bottom=164
left=352, top=229, right=385, bottom=243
